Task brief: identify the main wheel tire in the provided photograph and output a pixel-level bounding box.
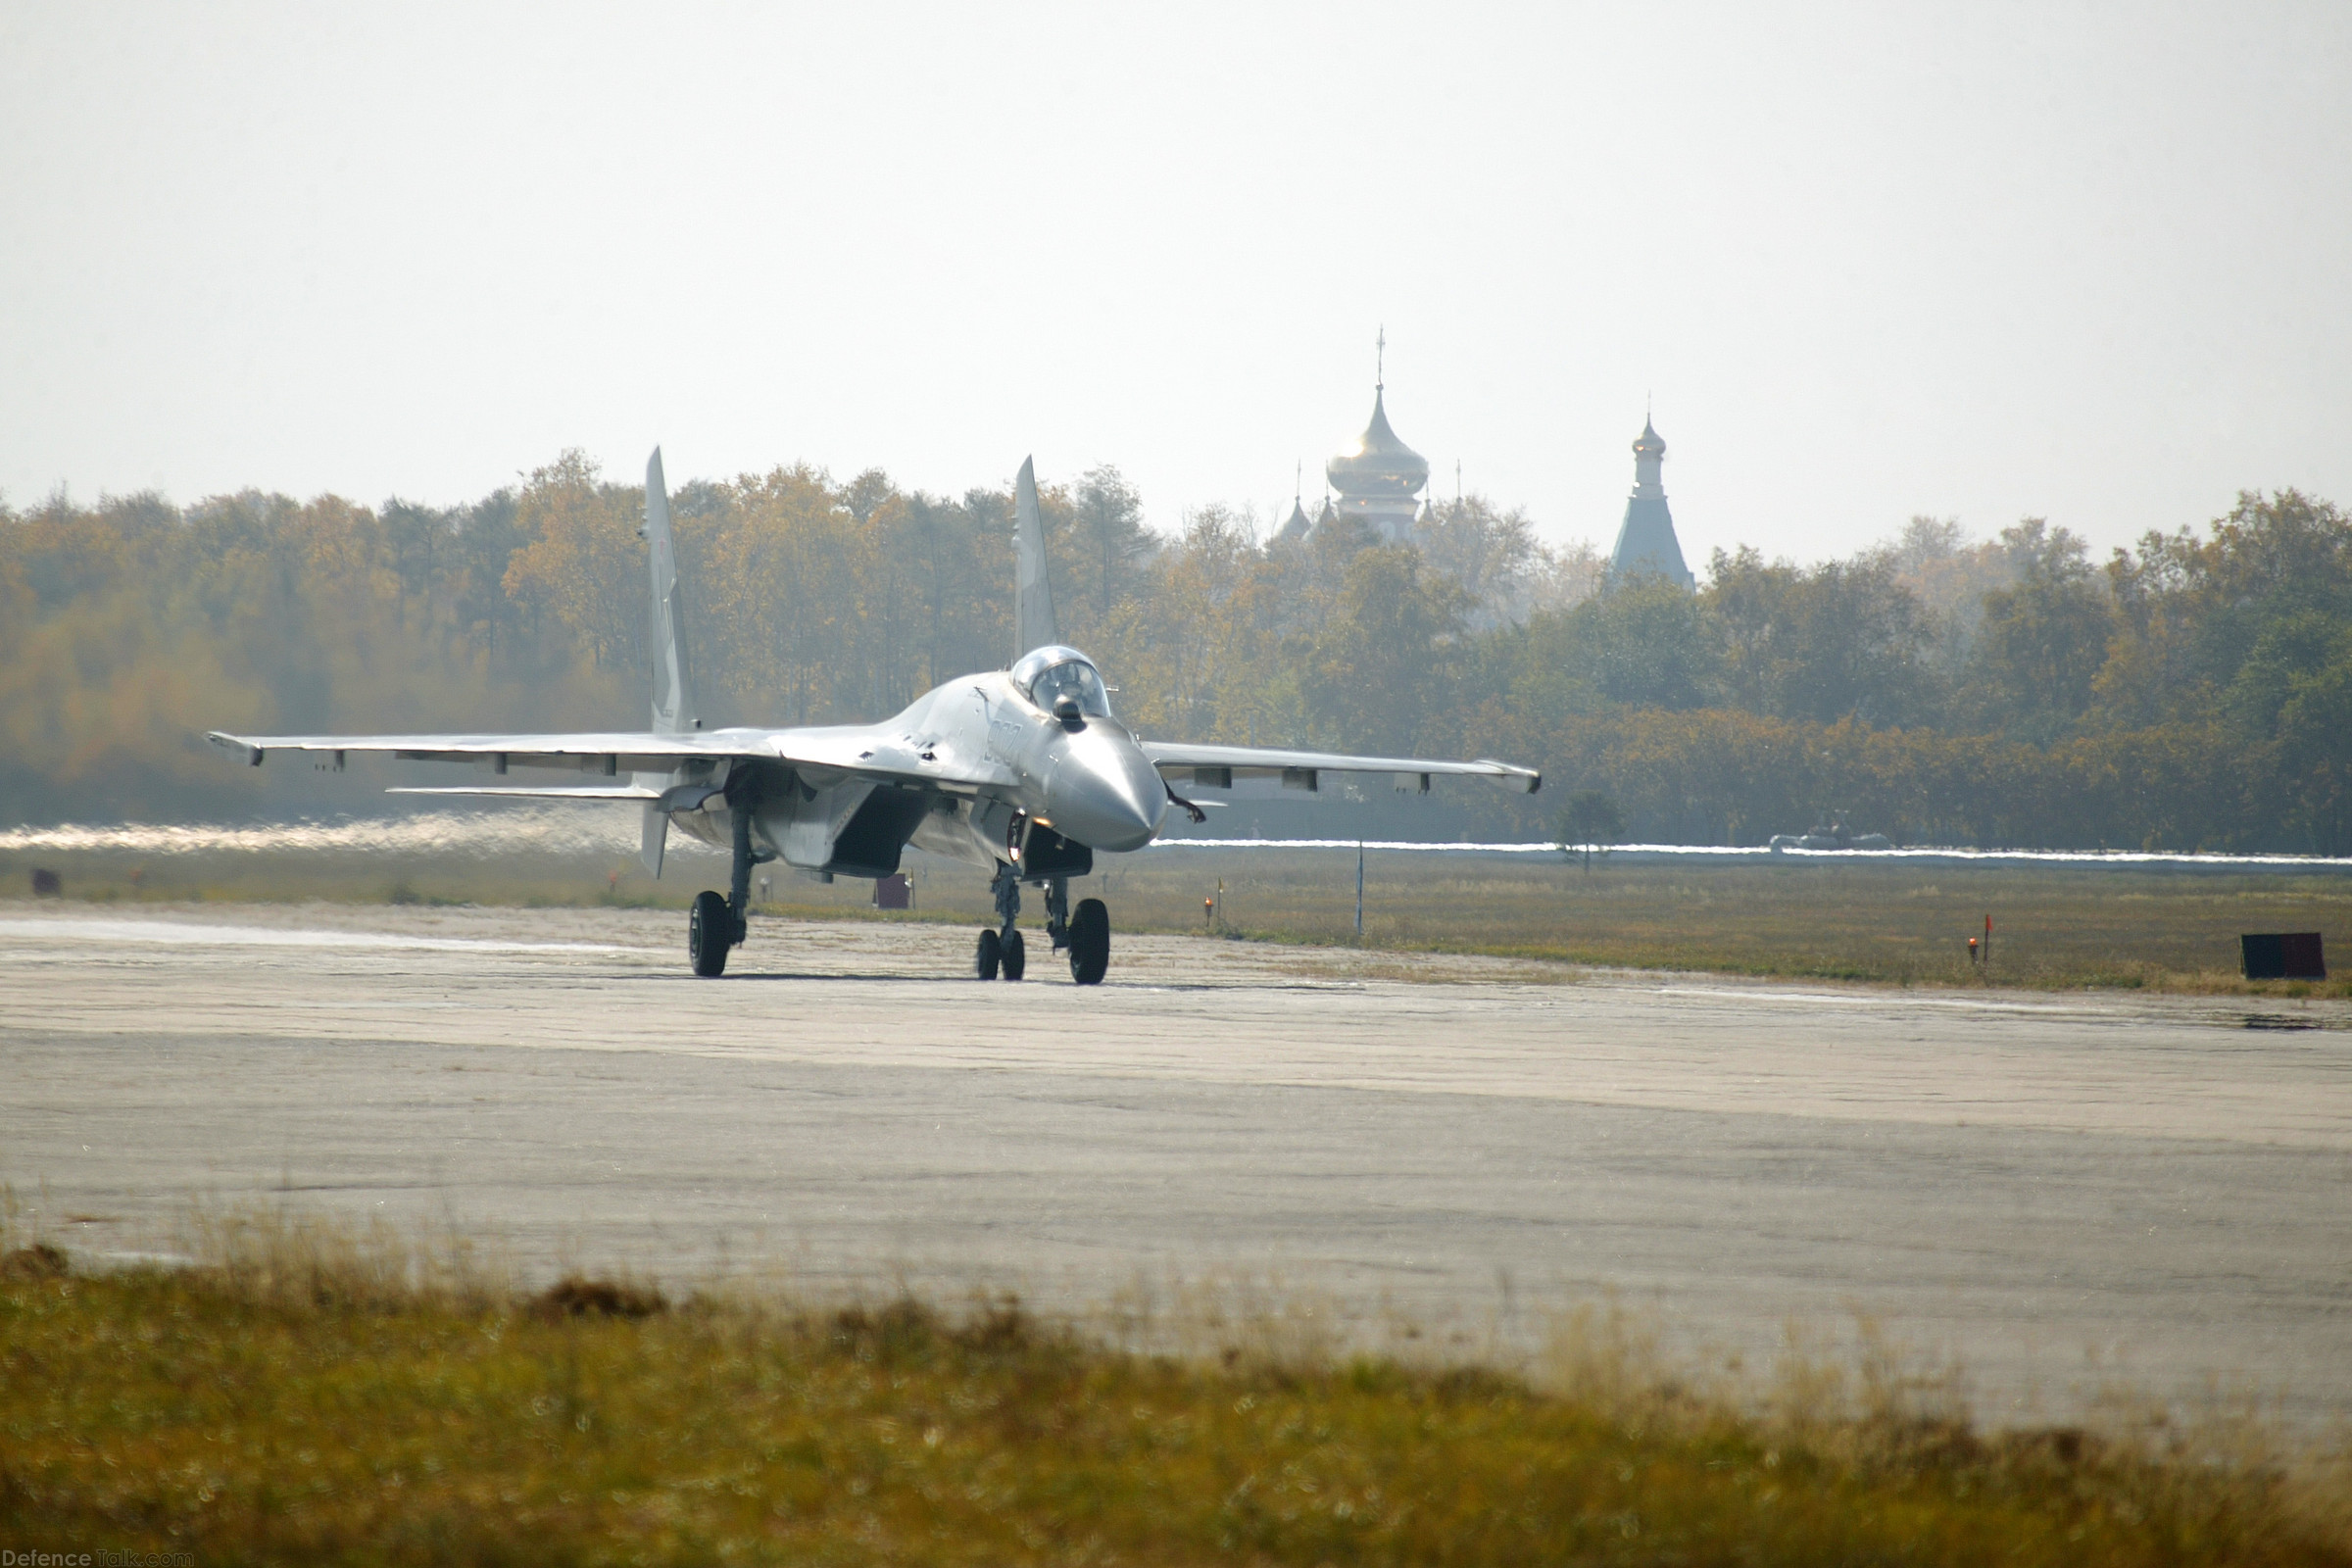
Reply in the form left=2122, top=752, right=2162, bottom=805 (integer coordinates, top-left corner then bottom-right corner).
left=1069, top=898, right=1109, bottom=985
left=689, top=890, right=732, bottom=978
left=975, top=927, right=1002, bottom=980
left=1000, top=927, right=1026, bottom=981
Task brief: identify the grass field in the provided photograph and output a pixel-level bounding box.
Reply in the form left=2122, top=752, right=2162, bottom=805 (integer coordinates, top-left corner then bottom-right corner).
left=3, top=1213, right=2348, bottom=1567
left=6, top=832, right=2348, bottom=996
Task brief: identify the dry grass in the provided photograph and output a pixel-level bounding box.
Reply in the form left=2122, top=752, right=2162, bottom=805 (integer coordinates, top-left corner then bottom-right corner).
left=2, top=1209, right=2349, bottom=1565
left=1122, top=854, right=2352, bottom=998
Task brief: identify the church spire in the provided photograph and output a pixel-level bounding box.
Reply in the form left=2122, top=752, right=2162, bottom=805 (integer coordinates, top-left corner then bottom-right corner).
left=1607, top=411, right=1693, bottom=589
left=1631, top=417, right=1666, bottom=499
left=1274, top=460, right=1311, bottom=544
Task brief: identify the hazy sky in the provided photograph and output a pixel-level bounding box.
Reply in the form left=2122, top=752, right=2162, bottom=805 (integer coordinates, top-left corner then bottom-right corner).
left=3, top=2, right=2346, bottom=566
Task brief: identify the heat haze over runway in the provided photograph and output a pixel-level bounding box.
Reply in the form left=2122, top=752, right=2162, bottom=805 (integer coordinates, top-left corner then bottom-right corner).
left=4, top=903, right=2348, bottom=1423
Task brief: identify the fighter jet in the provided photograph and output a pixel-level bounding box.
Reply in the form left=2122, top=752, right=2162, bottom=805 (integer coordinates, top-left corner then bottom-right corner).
left=210, top=451, right=1540, bottom=981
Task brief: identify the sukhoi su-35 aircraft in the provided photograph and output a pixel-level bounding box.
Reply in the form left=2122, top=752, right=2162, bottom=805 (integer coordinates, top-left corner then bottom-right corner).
left=210, top=451, right=1541, bottom=981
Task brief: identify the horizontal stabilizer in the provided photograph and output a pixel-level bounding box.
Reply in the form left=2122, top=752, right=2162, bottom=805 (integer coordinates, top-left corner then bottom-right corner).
left=385, top=785, right=662, bottom=802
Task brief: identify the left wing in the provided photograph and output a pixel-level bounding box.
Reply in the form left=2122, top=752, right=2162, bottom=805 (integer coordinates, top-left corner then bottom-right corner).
left=204, top=725, right=1018, bottom=793
left=206, top=726, right=768, bottom=772
left=1141, top=740, right=1540, bottom=794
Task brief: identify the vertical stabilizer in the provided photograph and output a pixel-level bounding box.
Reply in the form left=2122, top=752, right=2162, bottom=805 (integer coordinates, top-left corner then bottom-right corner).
left=640, top=447, right=695, bottom=877
left=1013, top=456, right=1059, bottom=659
left=646, top=448, right=699, bottom=736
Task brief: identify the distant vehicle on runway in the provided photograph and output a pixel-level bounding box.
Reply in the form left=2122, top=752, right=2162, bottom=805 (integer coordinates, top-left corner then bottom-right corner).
left=211, top=451, right=1540, bottom=981
left=1770, top=815, right=1892, bottom=852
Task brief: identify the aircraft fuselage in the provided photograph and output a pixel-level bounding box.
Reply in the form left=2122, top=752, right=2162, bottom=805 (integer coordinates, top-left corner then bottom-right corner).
left=666, top=654, right=1166, bottom=885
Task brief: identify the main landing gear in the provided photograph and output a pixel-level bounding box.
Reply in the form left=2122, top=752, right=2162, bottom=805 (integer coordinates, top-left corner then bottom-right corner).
left=688, top=890, right=738, bottom=977
left=689, top=787, right=766, bottom=978
left=1068, top=897, right=1109, bottom=985
left=976, top=868, right=1109, bottom=984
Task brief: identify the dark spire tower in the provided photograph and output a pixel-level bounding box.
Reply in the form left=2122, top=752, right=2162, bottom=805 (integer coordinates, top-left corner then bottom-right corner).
left=1606, top=415, right=1693, bottom=589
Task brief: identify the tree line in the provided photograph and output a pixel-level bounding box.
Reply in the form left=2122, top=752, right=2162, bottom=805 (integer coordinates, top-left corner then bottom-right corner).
left=2, top=453, right=2346, bottom=853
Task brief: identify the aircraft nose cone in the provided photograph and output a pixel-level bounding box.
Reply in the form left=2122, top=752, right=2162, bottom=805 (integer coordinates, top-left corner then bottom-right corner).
left=1049, top=732, right=1167, bottom=853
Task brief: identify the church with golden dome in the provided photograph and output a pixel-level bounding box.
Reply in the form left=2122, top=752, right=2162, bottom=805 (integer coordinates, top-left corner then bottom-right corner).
left=1277, top=332, right=1433, bottom=547
left=1279, top=336, right=1694, bottom=589
left=1323, top=380, right=1429, bottom=543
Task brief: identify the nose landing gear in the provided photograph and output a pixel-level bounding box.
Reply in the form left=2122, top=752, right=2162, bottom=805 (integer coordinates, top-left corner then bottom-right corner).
left=978, top=862, right=1026, bottom=980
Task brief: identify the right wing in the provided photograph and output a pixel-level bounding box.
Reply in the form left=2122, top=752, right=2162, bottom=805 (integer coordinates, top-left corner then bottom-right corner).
left=1141, top=740, right=1541, bottom=794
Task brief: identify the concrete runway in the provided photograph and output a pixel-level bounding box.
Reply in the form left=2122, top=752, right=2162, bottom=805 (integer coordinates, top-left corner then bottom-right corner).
left=4, top=901, right=2349, bottom=1423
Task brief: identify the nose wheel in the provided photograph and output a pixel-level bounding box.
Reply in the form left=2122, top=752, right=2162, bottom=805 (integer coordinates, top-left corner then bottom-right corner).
left=975, top=861, right=1028, bottom=981
left=974, top=924, right=1027, bottom=979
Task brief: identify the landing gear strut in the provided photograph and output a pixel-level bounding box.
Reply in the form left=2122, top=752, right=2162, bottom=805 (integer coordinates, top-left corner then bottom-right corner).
left=727, top=797, right=756, bottom=935
left=1045, top=877, right=1070, bottom=952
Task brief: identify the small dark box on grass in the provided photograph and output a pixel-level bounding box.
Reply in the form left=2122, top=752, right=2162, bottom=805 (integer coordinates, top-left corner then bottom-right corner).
left=30, top=868, right=62, bottom=897
left=873, top=873, right=911, bottom=910
left=2240, top=932, right=2326, bottom=980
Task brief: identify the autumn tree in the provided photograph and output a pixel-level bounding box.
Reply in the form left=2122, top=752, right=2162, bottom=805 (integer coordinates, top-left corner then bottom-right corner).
left=500, top=451, right=653, bottom=676
left=1413, top=494, right=1542, bottom=629
left=1065, top=466, right=1153, bottom=632
left=1556, top=788, right=1624, bottom=871
left=1705, top=547, right=1939, bottom=725
left=1298, top=546, right=1472, bottom=756
left=1962, top=519, right=2115, bottom=743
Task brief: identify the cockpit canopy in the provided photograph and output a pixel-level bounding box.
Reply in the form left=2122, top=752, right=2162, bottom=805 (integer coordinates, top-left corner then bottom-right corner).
left=1011, top=646, right=1112, bottom=717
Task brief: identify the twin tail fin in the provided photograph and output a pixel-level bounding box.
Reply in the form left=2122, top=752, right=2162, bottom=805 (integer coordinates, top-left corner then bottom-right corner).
left=1012, top=456, right=1060, bottom=659
left=641, top=447, right=697, bottom=877
left=645, top=447, right=699, bottom=738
